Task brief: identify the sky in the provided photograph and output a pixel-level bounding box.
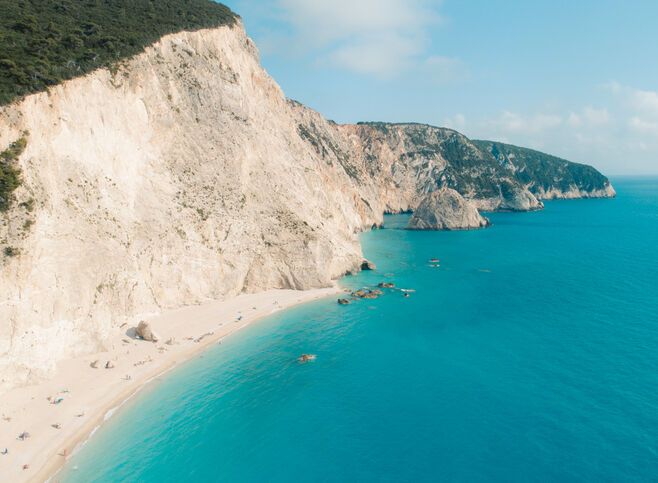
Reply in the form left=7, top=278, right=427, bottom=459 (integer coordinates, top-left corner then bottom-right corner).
left=225, top=0, right=658, bottom=175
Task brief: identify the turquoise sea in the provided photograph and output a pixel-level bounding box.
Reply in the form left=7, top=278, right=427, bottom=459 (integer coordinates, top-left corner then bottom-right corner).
left=61, top=178, right=658, bottom=482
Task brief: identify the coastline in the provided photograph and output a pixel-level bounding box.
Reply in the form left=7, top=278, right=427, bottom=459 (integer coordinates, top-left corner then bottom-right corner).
left=0, top=286, right=341, bottom=483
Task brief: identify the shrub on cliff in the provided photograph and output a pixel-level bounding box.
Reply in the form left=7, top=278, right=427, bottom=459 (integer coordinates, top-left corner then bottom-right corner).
left=0, top=0, right=237, bottom=106
left=0, top=135, right=28, bottom=211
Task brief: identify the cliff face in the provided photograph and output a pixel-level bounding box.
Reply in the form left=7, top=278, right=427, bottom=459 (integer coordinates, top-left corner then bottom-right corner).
left=337, top=123, right=544, bottom=212
left=0, top=22, right=613, bottom=391
left=0, top=24, right=378, bottom=390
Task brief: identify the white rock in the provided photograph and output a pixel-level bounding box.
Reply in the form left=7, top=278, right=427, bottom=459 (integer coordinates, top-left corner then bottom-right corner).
left=408, top=189, right=490, bottom=231
left=136, top=321, right=159, bottom=343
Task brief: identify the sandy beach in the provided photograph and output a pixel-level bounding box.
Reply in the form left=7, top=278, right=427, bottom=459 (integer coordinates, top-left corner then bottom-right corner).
left=0, top=286, right=341, bottom=483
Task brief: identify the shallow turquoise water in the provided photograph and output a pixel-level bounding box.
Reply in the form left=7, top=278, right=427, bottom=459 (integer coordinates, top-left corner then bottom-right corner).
left=61, top=178, right=658, bottom=482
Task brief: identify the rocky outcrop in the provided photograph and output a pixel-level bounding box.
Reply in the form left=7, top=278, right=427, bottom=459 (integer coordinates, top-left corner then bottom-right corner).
left=136, top=321, right=159, bottom=343
left=0, top=21, right=614, bottom=391
left=361, top=260, right=377, bottom=271
left=408, top=189, right=490, bottom=230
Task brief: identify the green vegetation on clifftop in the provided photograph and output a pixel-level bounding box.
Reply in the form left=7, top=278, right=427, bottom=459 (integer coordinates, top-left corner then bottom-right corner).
left=473, top=140, right=612, bottom=194
left=0, top=0, right=237, bottom=106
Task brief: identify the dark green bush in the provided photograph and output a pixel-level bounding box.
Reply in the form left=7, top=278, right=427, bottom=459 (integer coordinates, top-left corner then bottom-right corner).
left=3, top=246, right=18, bottom=257
left=0, top=135, right=28, bottom=211
left=0, top=0, right=237, bottom=106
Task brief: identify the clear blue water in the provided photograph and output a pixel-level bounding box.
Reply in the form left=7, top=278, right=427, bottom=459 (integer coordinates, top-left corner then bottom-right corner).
left=61, top=178, right=658, bottom=482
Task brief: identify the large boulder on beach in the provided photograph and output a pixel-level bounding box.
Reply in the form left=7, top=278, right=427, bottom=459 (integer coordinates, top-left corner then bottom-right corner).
left=408, top=188, right=490, bottom=231
left=136, top=321, right=159, bottom=342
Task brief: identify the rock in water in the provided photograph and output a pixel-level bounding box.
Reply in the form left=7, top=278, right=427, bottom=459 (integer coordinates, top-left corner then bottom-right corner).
left=136, top=321, right=159, bottom=342
left=361, top=260, right=376, bottom=271
left=408, top=188, right=490, bottom=231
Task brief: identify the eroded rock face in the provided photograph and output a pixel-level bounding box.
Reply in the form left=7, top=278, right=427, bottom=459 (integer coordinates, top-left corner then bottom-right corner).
left=408, top=189, right=490, bottom=231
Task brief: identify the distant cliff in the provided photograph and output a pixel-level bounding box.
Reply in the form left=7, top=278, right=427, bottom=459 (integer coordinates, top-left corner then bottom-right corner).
left=341, top=122, right=543, bottom=212
left=0, top=14, right=614, bottom=390
left=473, top=140, right=616, bottom=199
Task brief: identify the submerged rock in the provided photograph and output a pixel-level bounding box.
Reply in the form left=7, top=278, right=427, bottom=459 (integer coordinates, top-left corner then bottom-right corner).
left=351, top=288, right=383, bottom=300
left=408, top=188, right=490, bottom=231
left=298, top=354, right=316, bottom=363
left=136, top=321, right=159, bottom=342
left=337, top=298, right=351, bottom=305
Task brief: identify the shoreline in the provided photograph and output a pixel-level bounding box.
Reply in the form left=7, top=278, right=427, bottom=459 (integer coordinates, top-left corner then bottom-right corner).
left=0, top=286, right=342, bottom=483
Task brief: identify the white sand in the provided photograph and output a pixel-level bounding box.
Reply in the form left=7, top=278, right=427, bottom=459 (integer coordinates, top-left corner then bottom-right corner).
left=0, top=286, right=340, bottom=482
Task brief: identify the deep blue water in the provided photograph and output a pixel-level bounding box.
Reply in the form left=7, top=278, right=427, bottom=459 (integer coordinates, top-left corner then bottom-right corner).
left=61, top=178, right=658, bottom=482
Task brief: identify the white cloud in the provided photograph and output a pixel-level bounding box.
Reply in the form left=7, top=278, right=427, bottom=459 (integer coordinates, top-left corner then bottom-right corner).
left=582, top=106, right=610, bottom=125
left=605, top=82, right=658, bottom=118
left=629, top=116, right=658, bottom=135
left=270, top=0, right=458, bottom=81
left=279, top=0, right=440, bottom=44
left=489, top=111, right=562, bottom=135
left=567, top=112, right=582, bottom=127
left=442, top=113, right=466, bottom=130
left=567, top=107, right=609, bottom=128
left=422, top=56, right=469, bottom=84
left=452, top=83, right=658, bottom=174
left=630, top=89, right=658, bottom=118
left=327, top=32, right=423, bottom=77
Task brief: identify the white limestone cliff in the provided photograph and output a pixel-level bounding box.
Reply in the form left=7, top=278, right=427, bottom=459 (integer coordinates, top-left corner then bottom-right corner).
left=0, top=23, right=380, bottom=390
left=408, top=188, right=490, bottom=230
